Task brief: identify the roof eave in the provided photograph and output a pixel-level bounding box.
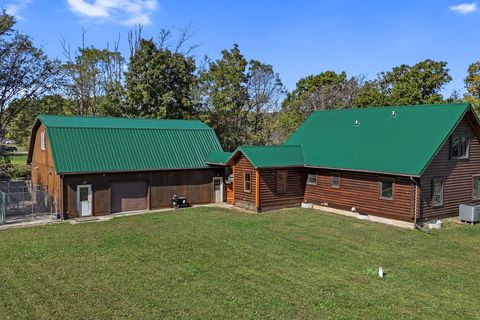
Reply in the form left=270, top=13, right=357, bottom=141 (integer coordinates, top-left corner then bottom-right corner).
left=58, top=166, right=218, bottom=175
left=304, top=165, right=420, bottom=178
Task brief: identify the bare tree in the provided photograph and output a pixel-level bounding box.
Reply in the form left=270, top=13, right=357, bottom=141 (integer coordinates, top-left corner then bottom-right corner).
left=61, top=29, right=125, bottom=116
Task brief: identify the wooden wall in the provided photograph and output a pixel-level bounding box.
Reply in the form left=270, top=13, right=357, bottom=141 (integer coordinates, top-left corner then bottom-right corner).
left=233, top=155, right=257, bottom=210
left=226, top=182, right=234, bottom=204
left=420, top=113, right=480, bottom=220
left=232, top=154, right=305, bottom=211
left=62, top=168, right=223, bottom=218
left=30, top=123, right=61, bottom=213
left=304, top=170, right=415, bottom=221
left=258, top=168, right=305, bottom=210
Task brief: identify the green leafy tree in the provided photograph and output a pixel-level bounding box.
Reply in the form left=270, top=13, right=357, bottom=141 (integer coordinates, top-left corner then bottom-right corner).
left=124, top=38, right=197, bottom=119
left=0, top=12, right=61, bottom=135
left=246, top=60, right=285, bottom=145
left=6, top=95, right=69, bottom=145
left=356, top=59, right=452, bottom=107
left=61, top=34, right=125, bottom=116
left=0, top=12, right=60, bottom=180
left=276, top=71, right=361, bottom=139
left=200, top=45, right=284, bottom=150
left=465, top=61, right=480, bottom=113
left=200, top=44, right=249, bottom=150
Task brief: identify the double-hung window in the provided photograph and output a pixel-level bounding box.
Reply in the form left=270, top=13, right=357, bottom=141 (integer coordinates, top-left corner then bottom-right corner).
left=244, top=172, right=251, bottom=192
left=432, top=180, right=444, bottom=207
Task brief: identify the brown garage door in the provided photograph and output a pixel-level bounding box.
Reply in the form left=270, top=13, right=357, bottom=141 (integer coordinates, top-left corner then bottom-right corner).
left=111, top=181, right=148, bottom=213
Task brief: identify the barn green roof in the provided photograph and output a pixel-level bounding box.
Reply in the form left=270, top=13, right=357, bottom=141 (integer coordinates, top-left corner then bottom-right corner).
left=227, top=145, right=304, bottom=168
left=285, top=103, right=474, bottom=176
left=28, top=115, right=224, bottom=174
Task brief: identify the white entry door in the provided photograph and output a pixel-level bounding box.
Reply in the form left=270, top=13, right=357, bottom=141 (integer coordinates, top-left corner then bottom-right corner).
left=213, top=177, right=223, bottom=203
left=77, top=185, right=92, bottom=216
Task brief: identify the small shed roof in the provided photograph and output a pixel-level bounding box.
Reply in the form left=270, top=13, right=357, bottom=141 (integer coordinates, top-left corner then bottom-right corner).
left=28, top=115, right=224, bottom=174
left=227, top=145, right=304, bottom=168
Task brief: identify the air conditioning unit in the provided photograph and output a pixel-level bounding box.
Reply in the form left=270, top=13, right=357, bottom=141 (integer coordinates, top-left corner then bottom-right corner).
left=459, top=204, right=480, bottom=223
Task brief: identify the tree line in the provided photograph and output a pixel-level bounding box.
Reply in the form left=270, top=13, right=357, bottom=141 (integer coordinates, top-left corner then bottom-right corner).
left=2, top=11, right=480, bottom=155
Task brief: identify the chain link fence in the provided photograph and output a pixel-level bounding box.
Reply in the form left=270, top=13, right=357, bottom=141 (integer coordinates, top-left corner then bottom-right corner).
left=0, top=181, right=54, bottom=224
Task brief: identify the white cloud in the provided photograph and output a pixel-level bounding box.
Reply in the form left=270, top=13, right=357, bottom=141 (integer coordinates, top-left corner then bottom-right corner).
left=66, top=0, right=159, bottom=25
left=5, top=0, right=34, bottom=19
left=449, top=2, right=478, bottom=14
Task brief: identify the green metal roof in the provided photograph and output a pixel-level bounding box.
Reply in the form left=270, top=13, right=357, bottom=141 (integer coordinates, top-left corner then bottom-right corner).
left=206, top=151, right=232, bottom=165
left=285, top=103, right=473, bottom=176
left=227, top=145, right=304, bottom=168
left=31, top=115, right=224, bottom=174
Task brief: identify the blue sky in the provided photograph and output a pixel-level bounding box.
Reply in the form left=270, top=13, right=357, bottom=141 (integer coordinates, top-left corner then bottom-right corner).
left=4, top=0, right=480, bottom=96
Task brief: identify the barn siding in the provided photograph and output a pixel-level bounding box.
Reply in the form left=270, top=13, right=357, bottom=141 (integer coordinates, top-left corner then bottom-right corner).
left=62, top=168, right=223, bottom=218
left=304, top=170, right=415, bottom=221
left=420, top=113, right=480, bottom=220
left=30, top=123, right=61, bottom=213
left=233, top=155, right=257, bottom=210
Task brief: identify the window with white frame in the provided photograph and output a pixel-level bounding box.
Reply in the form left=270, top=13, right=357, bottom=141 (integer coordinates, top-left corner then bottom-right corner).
left=40, top=132, right=46, bottom=151
left=306, top=173, right=317, bottom=185
left=432, top=180, right=444, bottom=207
left=244, top=172, right=251, bottom=192
left=331, top=173, right=340, bottom=188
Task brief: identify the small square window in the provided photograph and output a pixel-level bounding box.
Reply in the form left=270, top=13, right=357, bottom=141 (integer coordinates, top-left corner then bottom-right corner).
left=451, top=135, right=469, bottom=159
left=306, top=173, right=317, bottom=185
left=380, top=179, right=393, bottom=199
left=432, top=180, right=444, bottom=207
left=40, top=132, right=46, bottom=151
left=244, top=172, right=251, bottom=192
left=473, top=177, right=480, bottom=200
left=331, top=174, right=340, bottom=188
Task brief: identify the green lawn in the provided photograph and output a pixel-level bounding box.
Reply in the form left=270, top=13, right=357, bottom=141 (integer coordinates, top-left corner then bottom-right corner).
left=0, top=207, right=479, bottom=319
left=9, top=154, right=27, bottom=164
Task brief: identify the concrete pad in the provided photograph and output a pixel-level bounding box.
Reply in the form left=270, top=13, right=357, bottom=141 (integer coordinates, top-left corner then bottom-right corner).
left=312, top=204, right=415, bottom=229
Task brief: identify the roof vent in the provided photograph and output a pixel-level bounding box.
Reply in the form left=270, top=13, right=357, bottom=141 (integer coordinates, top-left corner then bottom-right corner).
left=354, top=120, right=360, bottom=127
left=392, top=110, right=397, bottom=118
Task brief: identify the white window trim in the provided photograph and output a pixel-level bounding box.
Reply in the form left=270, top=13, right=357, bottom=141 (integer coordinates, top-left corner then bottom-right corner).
left=40, top=132, right=46, bottom=151
left=331, top=174, right=340, bottom=189
left=432, top=180, right=444, bottom=207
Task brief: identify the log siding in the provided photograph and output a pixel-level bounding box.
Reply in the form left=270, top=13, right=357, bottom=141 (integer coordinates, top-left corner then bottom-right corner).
left=420, top=114, right=480, bottom=220
left=305, top=170, right=415, bottom=221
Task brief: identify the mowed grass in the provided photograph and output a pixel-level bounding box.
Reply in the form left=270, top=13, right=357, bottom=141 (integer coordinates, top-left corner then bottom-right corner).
left=9, top=154, right=27, bottom=164
left=0, top=207, right=480, bottom=319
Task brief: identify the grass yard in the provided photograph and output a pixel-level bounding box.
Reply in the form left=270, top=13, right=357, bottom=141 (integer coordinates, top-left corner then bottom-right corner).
left=9, top=154, right=27, bottom=165
left=0, top=207, right=480, bottom=319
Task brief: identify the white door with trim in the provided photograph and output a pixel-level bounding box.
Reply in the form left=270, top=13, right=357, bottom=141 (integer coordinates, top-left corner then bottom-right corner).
left=77, top=185, right=92, bottom=216
left=213, top=177, right=223, bottom=203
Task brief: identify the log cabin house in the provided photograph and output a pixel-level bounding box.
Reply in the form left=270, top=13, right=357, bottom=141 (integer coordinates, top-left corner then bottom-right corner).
left=227, top=103, right=480, bottom=223
left=27, top=115, right=226, bottom=219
